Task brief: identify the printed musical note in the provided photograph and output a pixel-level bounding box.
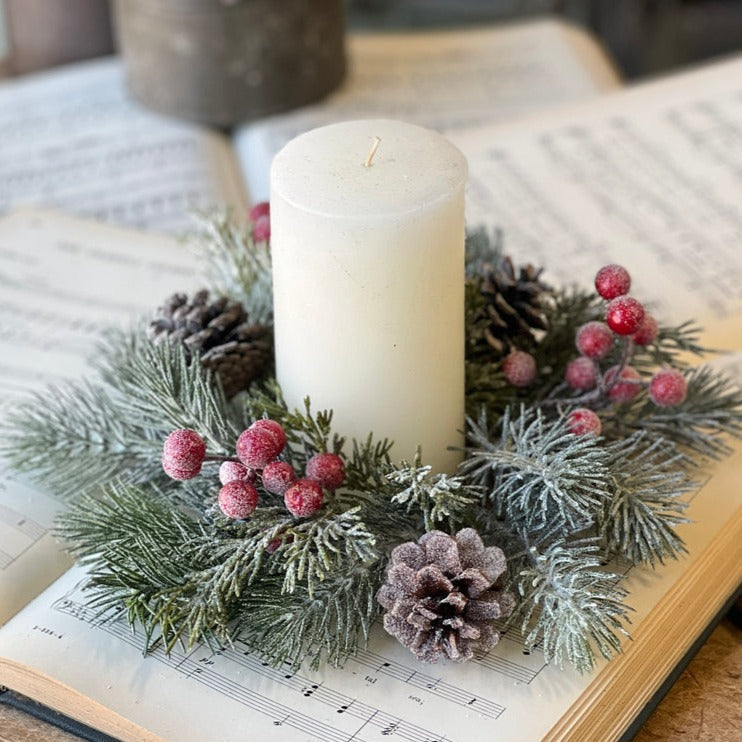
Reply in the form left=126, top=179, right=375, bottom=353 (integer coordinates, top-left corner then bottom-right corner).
left=0, top=504, right=47, bottom=571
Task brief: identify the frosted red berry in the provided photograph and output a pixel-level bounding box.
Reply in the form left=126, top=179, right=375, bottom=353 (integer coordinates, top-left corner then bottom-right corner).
left=284, top=479, right=324, bottom=518
left=237, top=425, right=284, bottom=469
left=261, top=461, right=297, bottom=495
left=162, top=429, right=206, bottom=470
left=649, top=369, right=687, bottom=407
left=605, top=296, right=645, bottom=336
left=575, top=321, right=613, bottom=359
left=502, top=350, right=537, bottom=387
left=567, top=408, right=602, bottom=436
left=565, top=356, right=597, bottom=390
left=632, top=314, right=659, bottom=346
left=219, top=460, right=253, bottom=485
left=162, top=456, right=201, bottom=481
left=253, top=214, right=270, bottom=242
left=248, top=201, right=270, bottom=222
left=218, top=480, right=259, bottom=519
left=595, top=264, right=631, bottom=300
left=604, top=365, right=643, bottom=403
left=250, top=419, right=287, bottom=454
left=306, top=453, right=345, bottom=490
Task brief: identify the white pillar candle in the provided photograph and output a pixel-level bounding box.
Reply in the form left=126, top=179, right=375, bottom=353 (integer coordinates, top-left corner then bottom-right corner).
left=270, top=119, right=467, bottom=472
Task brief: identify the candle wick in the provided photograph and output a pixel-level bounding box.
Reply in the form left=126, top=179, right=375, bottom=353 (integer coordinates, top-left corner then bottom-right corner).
left=364, top=137, right=381, bottom=168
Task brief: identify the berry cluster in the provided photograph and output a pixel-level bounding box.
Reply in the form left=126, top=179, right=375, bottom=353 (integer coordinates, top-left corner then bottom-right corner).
left=499, top=262, right=689, bottom=436
left=161, top=419, right=346, bottom=521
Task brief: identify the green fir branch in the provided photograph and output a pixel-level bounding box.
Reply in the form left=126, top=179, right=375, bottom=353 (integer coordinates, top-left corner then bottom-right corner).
left=1, top=380, right=160, bottom=498
left=190, top=208, right=273, bottom=325
left=236, top=562, right=384, bottom=670
left=600, top=435, right=691, bottom=566
left=461, top=408, right=611, bottom=533
left=516, top=538, right=631, bottom=673
left=387, top=451, right=479, bottom=532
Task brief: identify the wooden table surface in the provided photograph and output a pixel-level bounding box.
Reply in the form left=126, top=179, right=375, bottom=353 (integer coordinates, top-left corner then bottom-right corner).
left=1, top=617, right=740, bottom=742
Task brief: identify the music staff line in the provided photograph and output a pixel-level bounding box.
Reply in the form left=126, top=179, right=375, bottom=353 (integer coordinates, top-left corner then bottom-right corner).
left=53, top=598, right=454, bottom=742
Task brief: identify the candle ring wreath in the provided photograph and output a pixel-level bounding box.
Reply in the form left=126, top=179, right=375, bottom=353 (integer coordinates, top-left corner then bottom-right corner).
left=4, top=206, right=741, bottom=674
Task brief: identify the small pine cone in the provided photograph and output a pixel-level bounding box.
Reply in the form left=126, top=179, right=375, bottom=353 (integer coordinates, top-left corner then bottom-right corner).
left=475, top=257, right=551, bottom=360
left=378, top=529, right=515, bottom=663
left=148, top=290, right=272, bottom=396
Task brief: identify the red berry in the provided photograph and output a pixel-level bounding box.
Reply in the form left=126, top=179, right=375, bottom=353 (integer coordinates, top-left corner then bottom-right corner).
left=606, top=296, right=645, bottom=336
left=595, top=264, right=631, bottom=300
left=250, top=419, right=287, bottom=454
left=261, top=461, right=297, bottom=495
left=162, top=456, right=201, bottom=481
left=248, top=201, right=270, bottom=222
left=253, top=214, right=270, bottom=242
left=284, top=479, right=323, bottom=518
left=604, top=365, right=643, bottom=403
left=218, top=480, right=259, bottom=519
left=162, top=429, right=206, bottom=470
left=576, top=321, right=613, bottom=359
left=306, top=453, right=345, bottom=490
left=567, top=408, right=602, bottom=436
left=219, top=460, right=253, bottom=485
left=565, top=357, right=597, bottom=390
left=236, top=426, right=284, bottom=469
left=632, top=314, right=659, bottom=346
left=649, top=369, right=687, bottom=407
left=502, top=351, right=537, bottom=387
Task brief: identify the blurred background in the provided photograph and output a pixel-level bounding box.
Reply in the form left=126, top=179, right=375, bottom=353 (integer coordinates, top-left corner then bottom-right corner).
left=0, top=0, right=740, bottom=81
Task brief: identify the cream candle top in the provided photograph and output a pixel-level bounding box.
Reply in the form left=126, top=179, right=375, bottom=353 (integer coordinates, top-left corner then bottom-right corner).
left=271, top=119, right=467, bottom=218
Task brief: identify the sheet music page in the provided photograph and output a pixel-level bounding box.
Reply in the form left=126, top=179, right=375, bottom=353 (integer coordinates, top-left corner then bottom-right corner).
left=0, top=209, right=200, bottom=624
left=234, top=19, right=621, bottom=202
left=0, top=60, right=248, bottom=234
left=453, top=55, right=742, bottom=345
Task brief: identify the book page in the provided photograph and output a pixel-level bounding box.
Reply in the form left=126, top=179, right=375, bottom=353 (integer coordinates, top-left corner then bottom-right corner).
left=234, top=18, right=621, bottom=201
left=0, top=209, right=200, bottom=623
left=0, top=59, right=248, bottom=234
left=453, top=55, right=742, bottom=342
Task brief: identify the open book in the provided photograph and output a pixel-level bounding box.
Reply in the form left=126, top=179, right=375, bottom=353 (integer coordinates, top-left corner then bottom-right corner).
left=0, top=18, right=619, bottom=234
left=1, top=52, right=742, bottom=740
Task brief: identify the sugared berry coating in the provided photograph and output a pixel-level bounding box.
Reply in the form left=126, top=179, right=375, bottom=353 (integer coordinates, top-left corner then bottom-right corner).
left=249, top=419, right=287, bottom=454
left=595, top=264, right=631, bottom=300
left=649, top=369, right=688, bottom=407
left=218, top=480, right=259, bottom=519
left=567, top=408, right=602, bottom=436
left=605, top=296, right=645, bottom=336
left=236, top=426, right=284, bottom=469
left=575, top=321, right=613, bottom=359
left=306, top=453, right=345, bottom=490
left=248, top=201, right=270, bottom=222
left=604, top=365, right=643, bottom=402
left=162, top=429, right=206, bottom=470
left=261, top=461, right=297, bottom=495
left=219, top=460, right=251, bottom=485
left=632, top=314, right=659, bottom=346
left=253, top=214, right=271, bottom=242
left=162, top=456, right=201, bottom=481
left=502, top=350, right=537, bottom=387
left=284, top=479, right=324, bottom=518
left=565, top=356, right=597, bottom=390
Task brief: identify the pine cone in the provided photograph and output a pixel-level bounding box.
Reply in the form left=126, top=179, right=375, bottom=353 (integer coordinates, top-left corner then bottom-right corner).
left=378, top=529, right=514, bottom=663
left=474, top=257, right=551, bottom=360
left=148, top=290, right=272, bottom=397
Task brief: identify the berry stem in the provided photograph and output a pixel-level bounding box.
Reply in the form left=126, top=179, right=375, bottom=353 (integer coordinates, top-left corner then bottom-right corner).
left=203, top=454, right=241, bottom=464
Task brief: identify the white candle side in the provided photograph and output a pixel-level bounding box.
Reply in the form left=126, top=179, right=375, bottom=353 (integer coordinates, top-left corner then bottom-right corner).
left=270, top=119, right=467, bottom=472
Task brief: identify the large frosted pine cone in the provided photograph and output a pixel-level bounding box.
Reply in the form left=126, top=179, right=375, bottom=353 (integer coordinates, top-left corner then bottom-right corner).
left=377, top=528, right=515, bottom=663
